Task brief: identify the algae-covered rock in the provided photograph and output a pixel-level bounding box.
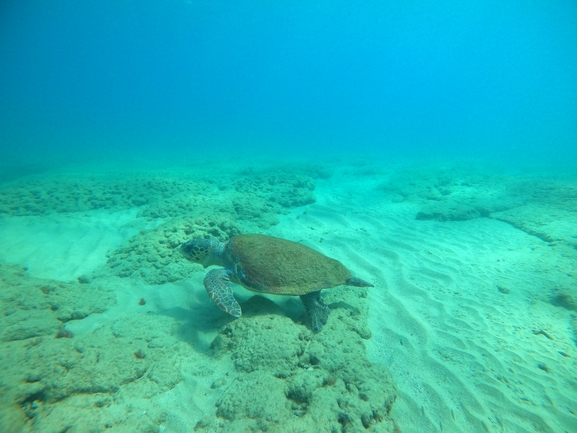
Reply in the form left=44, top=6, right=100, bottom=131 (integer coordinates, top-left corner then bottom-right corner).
left=211, top=310, right=307, bottom=376
left=95, top=166, right=325, bottom=284
left=416, top=202, right=481, bottom=222
left=203, top=287, right=397, bottom=432
left=0, top=175, right=194, bottom=216
left=103, top=216, right=242, bottom=284
left=232, top=194, right=280, bottom=228
left=215, top=374, right=288, bottom=423
left=493, top=204, right=577, bottom=246
left=233, top=172, right=316, bottom=209
left=0, top=263, right=115, bottom=342
left=0, top=264, right=191, bottom=431
left=0, top=307, right=193, bottom=432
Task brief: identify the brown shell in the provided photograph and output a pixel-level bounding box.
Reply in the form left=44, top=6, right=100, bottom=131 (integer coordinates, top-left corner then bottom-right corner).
left=226, top=234, right=351, bottom=295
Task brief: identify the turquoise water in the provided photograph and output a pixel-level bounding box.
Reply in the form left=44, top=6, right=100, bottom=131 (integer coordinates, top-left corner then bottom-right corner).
left=1, top=0, right=576, bottom=172
left=1, top=2, right=577, bottom=433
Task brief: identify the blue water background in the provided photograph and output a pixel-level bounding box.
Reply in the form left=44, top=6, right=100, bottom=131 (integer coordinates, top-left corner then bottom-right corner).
left=1, top=0, right=576, bottom=170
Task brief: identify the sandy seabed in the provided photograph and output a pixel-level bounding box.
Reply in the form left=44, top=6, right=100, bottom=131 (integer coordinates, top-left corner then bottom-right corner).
left=0, top=156, right=576, bottom=433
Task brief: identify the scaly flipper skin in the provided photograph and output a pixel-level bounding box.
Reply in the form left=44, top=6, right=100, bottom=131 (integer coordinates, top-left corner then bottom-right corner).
left=299, top=291, right=330, bottom=333
left=204, top=268, right=242, bottom=317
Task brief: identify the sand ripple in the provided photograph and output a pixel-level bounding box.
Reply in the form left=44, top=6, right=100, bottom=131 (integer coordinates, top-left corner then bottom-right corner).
left=274, top=174, right=577, bottom=433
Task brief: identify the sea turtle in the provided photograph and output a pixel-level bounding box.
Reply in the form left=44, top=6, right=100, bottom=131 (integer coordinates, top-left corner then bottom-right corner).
left=179, top=234, right=373, bottom=332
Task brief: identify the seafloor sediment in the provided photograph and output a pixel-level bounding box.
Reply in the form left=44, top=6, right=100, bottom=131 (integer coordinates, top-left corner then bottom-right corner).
left=0, top=161, right=399, bottom=432
left=0, top=159, right=576, bottom=433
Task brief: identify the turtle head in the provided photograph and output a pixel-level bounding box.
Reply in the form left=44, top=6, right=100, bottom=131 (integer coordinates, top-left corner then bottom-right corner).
left=179, top=238, right=226, bottom=268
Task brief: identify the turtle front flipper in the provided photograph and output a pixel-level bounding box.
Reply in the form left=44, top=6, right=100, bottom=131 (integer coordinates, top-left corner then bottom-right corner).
left=204, top=269, right=242, bottom=317
left=300, top=291, right=330, bottom=333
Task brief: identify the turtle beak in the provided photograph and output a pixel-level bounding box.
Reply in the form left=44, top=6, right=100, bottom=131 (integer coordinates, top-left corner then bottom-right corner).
left=179, top=241, right=193, bottom=260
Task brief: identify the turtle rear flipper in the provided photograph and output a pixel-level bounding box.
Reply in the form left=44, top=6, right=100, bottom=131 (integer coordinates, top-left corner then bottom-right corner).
left=300, top=291, right=330, bottom=333
left=204, top=269, right=242, bottom=317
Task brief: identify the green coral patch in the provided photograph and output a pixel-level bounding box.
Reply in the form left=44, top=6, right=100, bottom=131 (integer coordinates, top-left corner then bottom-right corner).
left=200, top=286, right=397, bottom=432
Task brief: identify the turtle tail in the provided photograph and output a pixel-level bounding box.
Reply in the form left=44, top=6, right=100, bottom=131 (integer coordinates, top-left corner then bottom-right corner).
left=346, top=276, right=374, bottom=287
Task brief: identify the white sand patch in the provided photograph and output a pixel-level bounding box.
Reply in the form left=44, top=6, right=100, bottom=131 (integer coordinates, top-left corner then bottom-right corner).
left=0, top=209, right=156, bottom=281
left=274, top=171, right=577, bottom=433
